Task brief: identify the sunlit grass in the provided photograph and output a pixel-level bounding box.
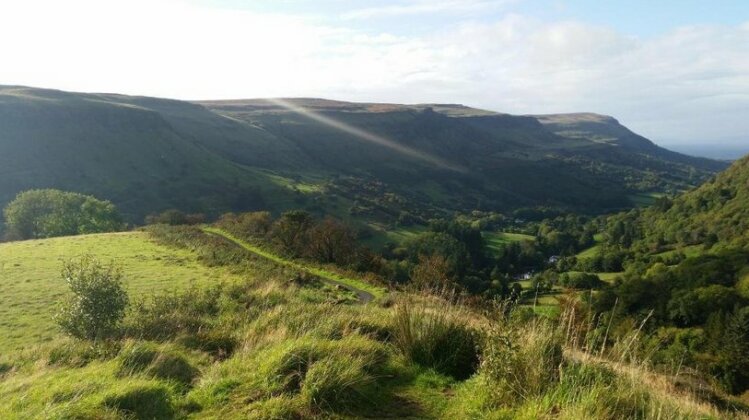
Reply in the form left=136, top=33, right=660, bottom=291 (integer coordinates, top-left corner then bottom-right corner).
left=0, top=232, right=240, bottom=353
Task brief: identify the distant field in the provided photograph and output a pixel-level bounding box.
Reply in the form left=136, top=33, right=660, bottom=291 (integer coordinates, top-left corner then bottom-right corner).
left=576, top=245, right=601, bottom=259
left=575, top=233, right=605, bottom=259
left=484, top=231, right=535, bottom=252
left=654, top=245, right=704, bottom=259
left=0, top=232, right=240, bottom=353
left=364, top=225, right=428, bottom=249
left=597, top=272, right=623, bottom=282
left=628, top=192, right=665, bottom=207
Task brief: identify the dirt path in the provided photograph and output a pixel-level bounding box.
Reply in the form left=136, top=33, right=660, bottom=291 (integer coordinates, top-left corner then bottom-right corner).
left=203, top=227, right=379, bottom=303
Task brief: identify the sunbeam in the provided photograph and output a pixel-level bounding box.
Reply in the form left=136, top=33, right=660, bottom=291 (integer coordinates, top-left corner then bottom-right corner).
left=264, top=98, right=466, bottom=173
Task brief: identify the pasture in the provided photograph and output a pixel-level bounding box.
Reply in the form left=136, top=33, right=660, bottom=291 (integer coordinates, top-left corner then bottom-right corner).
left=0, top=232, right=239, bottom=353
left=483, top=231, right=535, bottom=252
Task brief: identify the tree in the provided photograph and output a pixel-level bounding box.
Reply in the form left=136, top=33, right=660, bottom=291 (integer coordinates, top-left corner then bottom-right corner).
left=306, top=217, right=358, bottom=265
left=410, top=254, right=455, bottom=291
left=4, top=189, right=122, bottom=240
left=55, top=256, right=129, bottom=340
left=270, top=210, right=313, bottom=256
left=405, top=232, right=468, bottom=279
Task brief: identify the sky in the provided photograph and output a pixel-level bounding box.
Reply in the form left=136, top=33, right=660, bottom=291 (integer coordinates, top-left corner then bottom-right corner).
left=1, top=0, right=748, bottom=152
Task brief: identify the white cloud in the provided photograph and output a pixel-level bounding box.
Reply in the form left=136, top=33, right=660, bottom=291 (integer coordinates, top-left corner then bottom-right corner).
left=0, top=0, right=747, bottom=144
left=340, top=0, right=514, bottom=20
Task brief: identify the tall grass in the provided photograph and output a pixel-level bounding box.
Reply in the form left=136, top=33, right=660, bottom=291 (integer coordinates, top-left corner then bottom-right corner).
left=391, top=296, right=480, bottom=380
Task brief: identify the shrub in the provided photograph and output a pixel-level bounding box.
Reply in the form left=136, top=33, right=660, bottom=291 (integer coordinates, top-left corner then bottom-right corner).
left=391, top=300, right=479, bottom=379
left=559, top=272, right=604, bottom=290
left=3, top=189, right=122, bottom=240
left=145, top=209, right=206, bottom=226
left=55, top=256, right=129, bottom=341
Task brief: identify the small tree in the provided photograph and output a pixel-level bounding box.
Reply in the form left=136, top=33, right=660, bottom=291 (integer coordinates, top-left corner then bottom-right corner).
left=410, top=254, right=455, bottom=291
left=55, top=256, right=129, bottom=341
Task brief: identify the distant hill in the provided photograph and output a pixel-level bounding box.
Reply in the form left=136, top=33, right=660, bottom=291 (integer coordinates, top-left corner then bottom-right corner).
left=0, top=86, right=728, bottom=227
left=607, top=154, right=749, bottom=249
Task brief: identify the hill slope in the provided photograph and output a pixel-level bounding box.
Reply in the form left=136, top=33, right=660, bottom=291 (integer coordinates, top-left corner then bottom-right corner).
left=0, top=86, right=727, bottom=227
left=0, top=228, right=744, bottom=419
left=606, top=154, right=749, bottom=249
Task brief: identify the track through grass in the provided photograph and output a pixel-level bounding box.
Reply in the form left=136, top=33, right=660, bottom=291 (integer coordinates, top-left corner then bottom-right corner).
left=202, top=227, right=385, bottom=302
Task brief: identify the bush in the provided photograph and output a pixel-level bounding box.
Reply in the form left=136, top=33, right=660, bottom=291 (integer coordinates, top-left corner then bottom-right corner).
left=559, top=272, right=603, bottom=290
left=55, top=256, right=129, bottom=341
left=145, top=209, right=205, bottom=226
left=3, top=189, right=122, bottom=240
left=391, top=300, right=479, bottom=379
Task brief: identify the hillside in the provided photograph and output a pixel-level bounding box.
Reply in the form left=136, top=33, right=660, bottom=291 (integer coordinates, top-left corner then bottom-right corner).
left=0, top=86, right=728, bottom=229
left=603, top=154, right=749, bottom=250
left=0, top=228, right=745, bottom=419
left=650, top=154, right=749, bottom=247
left=0, top=86, right=296, bottom=223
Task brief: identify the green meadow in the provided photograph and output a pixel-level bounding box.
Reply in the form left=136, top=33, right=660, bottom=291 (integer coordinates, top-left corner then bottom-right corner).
left=483, top=231, right=535, bottom=252
left=0, top=232, right=238, bottom=353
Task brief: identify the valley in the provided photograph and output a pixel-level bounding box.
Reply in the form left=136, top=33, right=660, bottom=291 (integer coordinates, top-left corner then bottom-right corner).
left=0, top=86, right=747, bottom=419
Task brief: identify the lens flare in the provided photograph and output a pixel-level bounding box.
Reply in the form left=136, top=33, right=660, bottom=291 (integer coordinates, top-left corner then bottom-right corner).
left=264, top=98, right=465, bottom=172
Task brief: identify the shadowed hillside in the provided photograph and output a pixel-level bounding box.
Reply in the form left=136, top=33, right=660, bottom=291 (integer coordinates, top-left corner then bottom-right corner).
left=0, top=86, right=728, bottom=228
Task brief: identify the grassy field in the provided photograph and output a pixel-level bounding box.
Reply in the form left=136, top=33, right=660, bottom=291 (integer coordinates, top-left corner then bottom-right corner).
left=364, top=225, right=428, bottom=249
left=0, top=232, right=240, bottom=353
left=654, top=244, right=704, bottom=259
left=483, top=231, right=535, bottom=252
left=575, top=233, right=606, bottom=260
left=597, top=272, right=623, bottom=282
left=628, top=192, right=665, bottom=207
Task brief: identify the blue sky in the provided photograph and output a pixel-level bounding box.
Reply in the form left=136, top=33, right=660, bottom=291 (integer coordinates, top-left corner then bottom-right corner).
left=201, top=0, right=749, bottom=36
left=1, top=0, right=747, bottom=152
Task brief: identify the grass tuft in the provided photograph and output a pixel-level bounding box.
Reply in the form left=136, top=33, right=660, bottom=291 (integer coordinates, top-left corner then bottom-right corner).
left=391, top=298, right=479, bottom=380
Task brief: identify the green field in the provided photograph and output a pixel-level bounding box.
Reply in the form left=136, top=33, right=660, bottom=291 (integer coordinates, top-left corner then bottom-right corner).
left=575, top=233, right=605, bottom=260
left=654, top=244, right=704, bottom=259
left=597, top=272, right=623, bottom=282
left=364, top=225, right=428, bottom=249
left=628, top=192, right=665, bottom=207
left=483, top=231, right=535, bottom=252
left=0, top=232, right=240, bottom=353
left=0, top=230, right=454, bottom=419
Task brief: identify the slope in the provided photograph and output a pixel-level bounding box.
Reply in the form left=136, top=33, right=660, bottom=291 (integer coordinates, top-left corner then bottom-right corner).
left=0, top=86, right=296, bottom=223
left=0, top=86, right=728, bottom=230
left=610, top=154, right=749, bottom=249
